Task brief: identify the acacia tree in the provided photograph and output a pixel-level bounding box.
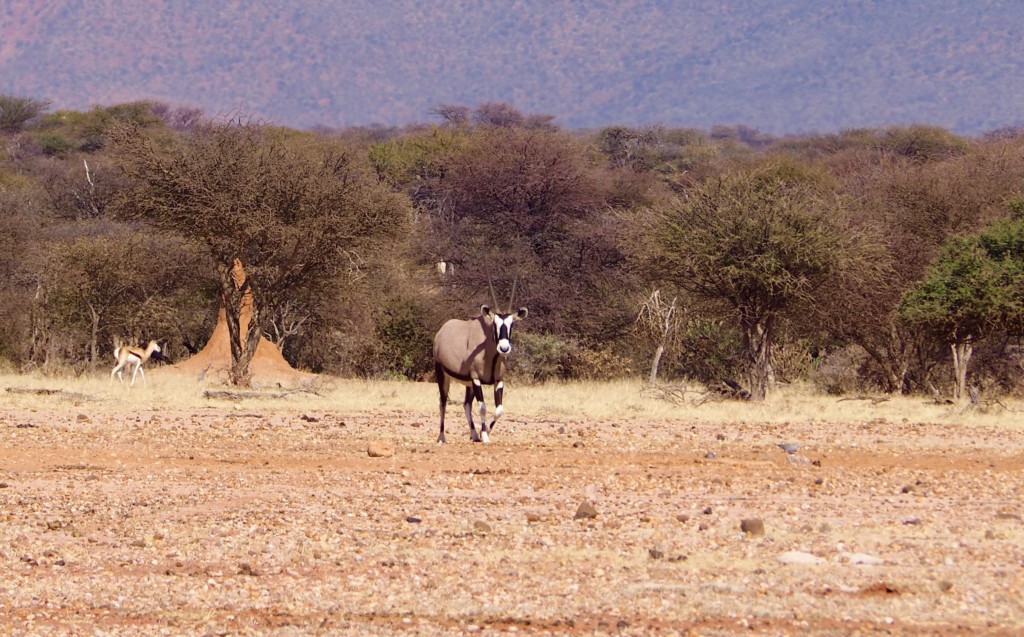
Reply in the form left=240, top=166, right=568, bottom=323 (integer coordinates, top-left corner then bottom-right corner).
left=641, top=160, right=847, bottom=400
left=0, top=94, right=50, bottom=132
left=41, top=230, right=215, bottom=364
left=823, top=137, right=1024, bottom=393
left=899, top=217, right=1024, bottom=402
left=110, top=119, right=410, bottom=385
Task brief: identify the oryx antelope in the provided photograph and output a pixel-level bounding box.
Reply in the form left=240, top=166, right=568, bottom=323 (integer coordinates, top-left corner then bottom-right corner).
left=433, top=305, right=528, bottom=443
left=111, top=339, right=171, bottom=387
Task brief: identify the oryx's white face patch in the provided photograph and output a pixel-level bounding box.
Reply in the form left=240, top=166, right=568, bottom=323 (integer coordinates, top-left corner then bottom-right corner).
left=494, top=314, right=517, bottom=355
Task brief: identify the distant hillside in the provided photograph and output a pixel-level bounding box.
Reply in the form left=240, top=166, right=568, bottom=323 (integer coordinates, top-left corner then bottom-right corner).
left=2, top=0, right=1023, bottom=134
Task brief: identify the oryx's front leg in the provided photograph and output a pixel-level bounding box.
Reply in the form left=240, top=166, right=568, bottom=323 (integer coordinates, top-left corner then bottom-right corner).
left=474, top=380, right=491, bottom=444
left=488, top=381, right=505, bottom=433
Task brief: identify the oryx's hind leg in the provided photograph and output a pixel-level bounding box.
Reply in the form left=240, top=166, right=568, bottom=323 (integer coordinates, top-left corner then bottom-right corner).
left=435, top=363, right=450, bottom=443
left=464, top=385, right=482, bottom=442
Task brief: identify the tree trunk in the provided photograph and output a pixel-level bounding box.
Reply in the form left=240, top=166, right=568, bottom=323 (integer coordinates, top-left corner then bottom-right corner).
left=950, top=340, right=973, bottom=403
left=219, top=260, right=262, bottom=387
left=649, top=344, right=665, bottom=384
left=741, top=313, right=774, bottom=401
left=88, top=304, right=100, bottom=363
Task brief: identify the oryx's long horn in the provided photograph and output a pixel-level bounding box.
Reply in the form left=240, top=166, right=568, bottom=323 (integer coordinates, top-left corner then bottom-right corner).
left=507, top=275, right=519, bottom=313
left=487, top=271, right=499, bottom=311
left=503, top=264, right=520, bottom=311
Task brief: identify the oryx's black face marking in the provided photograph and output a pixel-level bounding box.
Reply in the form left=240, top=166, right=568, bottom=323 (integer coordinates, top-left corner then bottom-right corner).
left=484, top=305, right=528, bottom=356
left=493, top=313, right=516, bottom=355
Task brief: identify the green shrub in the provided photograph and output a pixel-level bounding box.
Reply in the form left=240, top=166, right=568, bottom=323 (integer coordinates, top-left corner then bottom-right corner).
left=36, top=132, right=73, bottom=156
left=512, top=332, right=578, bottom=382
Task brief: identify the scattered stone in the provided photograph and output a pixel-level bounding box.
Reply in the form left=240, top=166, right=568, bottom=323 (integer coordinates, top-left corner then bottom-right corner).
left=676, top=513, right=690, bottom=523
left=938, top=580, right=954, bottom=592
left=525, top=512, right=542, bottom=523
left=406, top=516, right=423, bottom=523
left=842, top=552, right=885, bottom=565
left=995, top=512, right=1021, bottom=521
left=901, top=485, right=914, bottom=494
left=740, top=518, right=765, bottom=537
left=0, top=482, right=9, bottom=489
left=786, top=454, right=811, bottom=465
left=473, top=520, right=492, bottom=533
left=573, top=441, right=584, bottom=448
left=367, top=443, right=394, bottom=458
left=814, top=478, right=824, bottom=485
left=705, top=452, right=717, bottom=459
left=715, top=433, right=726, bottom=441
left=75, top=414, right=90, bottom=423
left=574, top=501, right=598, bottom=520
left=777, top=550, right=824, bottom=565
left=299, top=414, right=320, bottom=422
left=238, top=562, right=259, bottom=576
left=648, top=546, right=665, bottom=560
left=702, top=506, right=713, bottom=515
left=698, top=523, right=709, bottom=531
left=777, top=442, right=800, bottom=454
left=46, top=520, right=62, bottom=531
left=902, top=517, right=922, bottom=526
left=129, top=539, right=146, bottom=548
left=557, top=426, right=565, bottom=434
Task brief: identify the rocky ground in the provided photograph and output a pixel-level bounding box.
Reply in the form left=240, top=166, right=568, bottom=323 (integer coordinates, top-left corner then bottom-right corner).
left=0, top=404, right=1022, bottom=636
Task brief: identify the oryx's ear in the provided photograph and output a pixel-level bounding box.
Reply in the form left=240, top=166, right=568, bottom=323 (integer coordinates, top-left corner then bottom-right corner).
left=516, top=307, right=528, bottom=320
left=481, top=305, right=492, bottom=317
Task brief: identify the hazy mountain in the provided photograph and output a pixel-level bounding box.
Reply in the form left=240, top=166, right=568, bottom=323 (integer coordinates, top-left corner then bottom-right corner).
left=2, top=0, right=1022, bottom=134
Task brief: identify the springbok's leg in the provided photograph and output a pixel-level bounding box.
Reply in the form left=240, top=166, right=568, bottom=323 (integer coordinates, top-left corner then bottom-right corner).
left=111, top=362, right=126, bottom=385
left=435, top=364, right=449, bottom=443
left=464, top=385, right=481, bottom=442
left=130, top=362, right=143, bottom=387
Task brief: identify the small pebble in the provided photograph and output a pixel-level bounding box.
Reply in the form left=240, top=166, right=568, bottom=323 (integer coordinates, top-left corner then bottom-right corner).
left=574, top=501, right=598, bottom=520
left=740, top=518, right=765, bottom=537
left=367, top=443, right=394, bottom=458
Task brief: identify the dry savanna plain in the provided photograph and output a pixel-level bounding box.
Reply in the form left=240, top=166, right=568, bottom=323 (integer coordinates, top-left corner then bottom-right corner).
left=1, top=370, right=1022, bottom=636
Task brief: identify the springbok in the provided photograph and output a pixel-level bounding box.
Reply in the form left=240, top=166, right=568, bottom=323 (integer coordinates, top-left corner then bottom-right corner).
left=433, top=305, right=528, bottom=443
left=111, top=339, right=171, bottom=387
